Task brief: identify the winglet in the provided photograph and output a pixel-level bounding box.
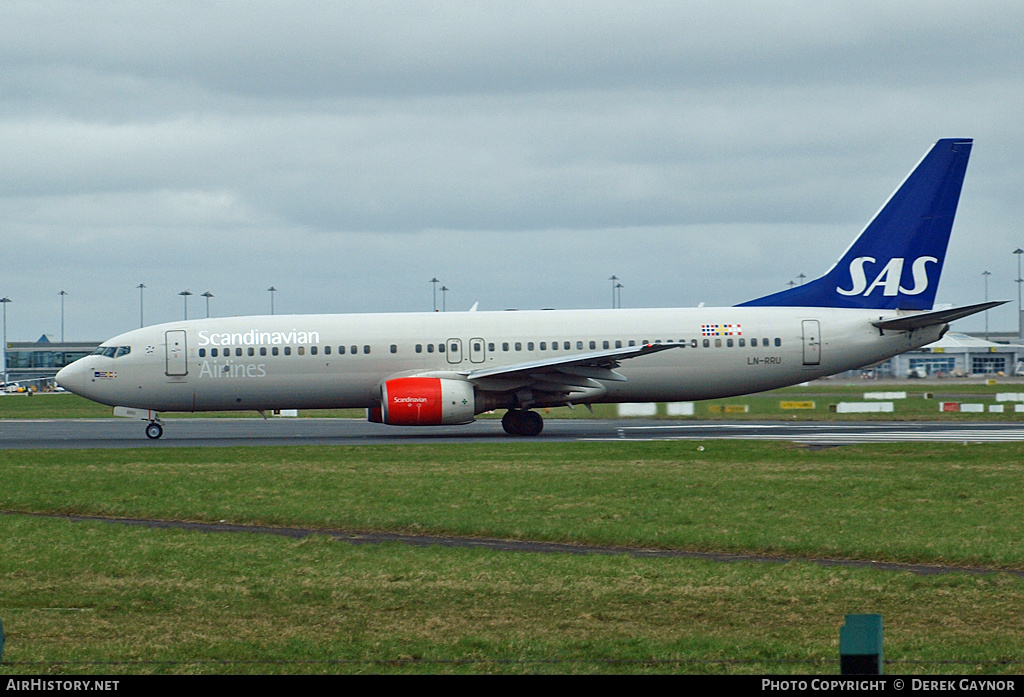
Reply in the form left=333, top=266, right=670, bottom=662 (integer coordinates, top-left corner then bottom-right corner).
left=739, top=139, right=973, bottom=310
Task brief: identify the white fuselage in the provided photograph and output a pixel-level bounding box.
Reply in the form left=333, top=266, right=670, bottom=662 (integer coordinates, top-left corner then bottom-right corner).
left=55, top=306, right=943, bottom=414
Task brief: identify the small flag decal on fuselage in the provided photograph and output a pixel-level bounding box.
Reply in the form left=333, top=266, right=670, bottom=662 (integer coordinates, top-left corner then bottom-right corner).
left=701, top=324, right=741, bottom=336
left=94, top=371, right=117, bottom=379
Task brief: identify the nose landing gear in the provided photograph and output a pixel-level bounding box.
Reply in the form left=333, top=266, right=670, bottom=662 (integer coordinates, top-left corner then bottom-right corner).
left=112, top=406, right=164, bottom=439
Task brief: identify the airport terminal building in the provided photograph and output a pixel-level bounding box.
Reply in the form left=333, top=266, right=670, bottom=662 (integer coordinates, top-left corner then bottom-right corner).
left=853, top=332, right=1024, bottom=379
left=3, top=335, right=99, bottom=388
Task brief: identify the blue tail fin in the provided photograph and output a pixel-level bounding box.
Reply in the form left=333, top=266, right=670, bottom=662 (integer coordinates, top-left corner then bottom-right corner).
left=738, top=138, right=973, bottom=310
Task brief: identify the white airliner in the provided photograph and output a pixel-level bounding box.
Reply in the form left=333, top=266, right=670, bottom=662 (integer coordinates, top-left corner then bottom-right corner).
left=57, top=138, right=999, bottom=439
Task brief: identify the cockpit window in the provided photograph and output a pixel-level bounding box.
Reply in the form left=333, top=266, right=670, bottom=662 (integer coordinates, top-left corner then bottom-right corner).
left=92, top=346, right=131, bottom=358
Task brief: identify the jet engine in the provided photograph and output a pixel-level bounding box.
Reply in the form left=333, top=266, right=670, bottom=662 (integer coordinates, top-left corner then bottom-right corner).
left=373, top=376, right=477, bottom=426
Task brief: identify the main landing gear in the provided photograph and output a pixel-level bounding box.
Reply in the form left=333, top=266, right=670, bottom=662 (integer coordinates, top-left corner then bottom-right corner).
left=501, top=409, right=544, bottom=437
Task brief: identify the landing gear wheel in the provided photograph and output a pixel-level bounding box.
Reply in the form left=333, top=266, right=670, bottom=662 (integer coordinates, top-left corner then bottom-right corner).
left=501, top=410, right=544, bottom=437
left=145, top=422, right=164, bottom=440
left=501, top=410, right=518, bottom=435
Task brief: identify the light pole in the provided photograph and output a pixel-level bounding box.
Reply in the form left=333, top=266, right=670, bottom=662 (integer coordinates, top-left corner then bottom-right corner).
left=137, top=283, right=146, bottom=327
left=609, top=275, right=619, bottom=308
left=58, top=290, right=67, bottom=341
left=615, top=282, right=624, bottom=309
left=798, top=273, right=807, bottom=285
left=431, top=278, right=439, bottom=312
left=179, top=289, right=193, bottom=320
left=1015, top=248, right=1023, bottom=339
left=267, top=286, right=277, bottom=315
left=201, top=291, right=214, bottom=318
left=441, top=286, right=449, bottom=312
left=1, top=297, right=10, bottom=384
left=982, top=270, right=991, bottom=340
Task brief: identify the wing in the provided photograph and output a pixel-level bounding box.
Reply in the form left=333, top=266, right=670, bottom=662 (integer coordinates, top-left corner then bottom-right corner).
left=458, top=342, right=683, bottom=407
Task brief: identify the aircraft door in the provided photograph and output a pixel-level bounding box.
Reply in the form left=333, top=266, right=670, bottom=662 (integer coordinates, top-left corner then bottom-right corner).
left=469, top=337, right=486, bottom=364
left=446, top=338, right=463, bottom=364
left=165, top=330, right=189, bottom=376
left=802, top=320, right=821, bottom=366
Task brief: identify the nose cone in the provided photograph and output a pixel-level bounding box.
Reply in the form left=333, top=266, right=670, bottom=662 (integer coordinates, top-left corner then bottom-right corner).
left=55, top=360, right=86, bottom=395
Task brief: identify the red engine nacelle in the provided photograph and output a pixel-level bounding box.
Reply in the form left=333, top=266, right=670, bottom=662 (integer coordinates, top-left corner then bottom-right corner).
left=375, top=377, right=477, bottom=426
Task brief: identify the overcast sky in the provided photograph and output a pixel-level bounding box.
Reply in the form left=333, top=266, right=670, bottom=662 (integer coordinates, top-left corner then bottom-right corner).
left=3, top=0, right=1023, bottom=342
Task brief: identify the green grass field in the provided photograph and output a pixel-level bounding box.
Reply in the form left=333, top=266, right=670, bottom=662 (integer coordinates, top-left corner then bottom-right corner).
left=1, top=441, right=1022, bottom=674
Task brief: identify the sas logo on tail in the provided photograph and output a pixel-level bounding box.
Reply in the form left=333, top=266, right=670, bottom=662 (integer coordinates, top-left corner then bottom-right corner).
left=836, top=256, right=938, bottom=297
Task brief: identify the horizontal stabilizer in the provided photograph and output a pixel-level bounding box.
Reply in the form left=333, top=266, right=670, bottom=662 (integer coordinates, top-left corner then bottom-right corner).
left=871, top=301, right=1006, bottom=331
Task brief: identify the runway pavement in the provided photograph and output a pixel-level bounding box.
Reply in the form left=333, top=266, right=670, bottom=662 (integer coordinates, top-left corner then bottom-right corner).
left=3, top=417, right=1024, bottom=449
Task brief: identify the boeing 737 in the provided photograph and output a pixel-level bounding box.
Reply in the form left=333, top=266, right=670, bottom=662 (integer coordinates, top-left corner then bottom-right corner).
left=56, top=138, right=1000, bottom=439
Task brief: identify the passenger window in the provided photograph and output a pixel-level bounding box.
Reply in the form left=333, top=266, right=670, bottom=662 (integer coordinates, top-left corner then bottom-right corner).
left=589, top=341, right=596, bottom=350
left=751, top=338, right=758, bottom=347
left=488, top=343, right=495, bottom=352
left=527, top=342, right=535, bottom=351
left=390, top=345, right=397, bottom=354
left=297, top=347, right=305, bottom=356
left=199, top=348, right=206, bottom=357
left=364, top=345, right=371, bottom=354
left=715, top=339, right=722, bottom=348
left=691, top=339, right=698, bottom=348
left=339, top=346, right=346, bottom=354
left=248, top=347, right=255, bottom=356
left=438, top=344, right=445, bottom=353
left=628, top=340, right=636, bottom=347
left=272, top=347, right=279, bottom=356
left=738, top=339, right=745, bottom=347
left=726, top=339, right=733, bottom=347
left=260, top=347, right=267, bottom=356
left=503, top=342, right=510, bottom=351
left=615, top=340, right=622, bottom=348
left=540, top=342, right=547, bottom=350
left=310, top=346, right=317, bottom=356
left=603, top=341, right=610, bottom=349
left=515, top=342, right=522, bottom=351
left=416, top=344, right=422, bottom=353
left=703, top=339, right=710, bottom=348
left=774, top=338, right=782, bottom=347
left=236, top=348, right=243, bottom=357
left=324, top=346, right=331, bottom=355
left=576, top=341, right=583, bottom=350
left=284, top=347, right=292, bottom=356
left=211, top=348, right=219, bottom=357
left=350, top=345, right=358, bottom=354
left=426, top=344, right=434, bottom=353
